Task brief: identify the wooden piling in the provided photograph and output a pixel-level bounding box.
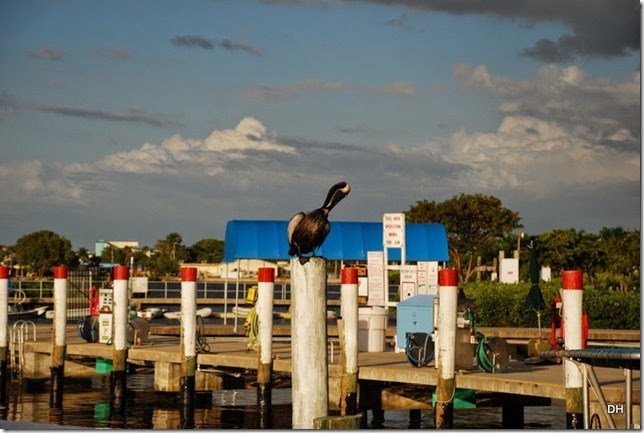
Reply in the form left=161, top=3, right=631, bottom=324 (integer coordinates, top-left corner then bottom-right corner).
left=435, top=269, right=458, bottom=429
left=291, top=257, right=328, bottom=429
left=256, top=267, right=275, bottom=428
left=0, top=267, right=9, bottom=404
left=339, top=267, right=359, bottom=416
left=111, top=265, right=129, bottom=408
left=180, top=267, right=197, bottom=428
left=562, top=270, right=584, bottom=429
left=50, top=266, right=67, bottom=408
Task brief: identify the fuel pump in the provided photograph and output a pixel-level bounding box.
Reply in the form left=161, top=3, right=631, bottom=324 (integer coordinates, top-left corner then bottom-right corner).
left=550, top=295, right=589, bottom=350
left=98, top=286, right=114, bottom=344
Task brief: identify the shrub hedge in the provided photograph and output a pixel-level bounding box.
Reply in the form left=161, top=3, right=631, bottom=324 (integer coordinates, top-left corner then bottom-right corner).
left=461, top=279, right=640, bottom=330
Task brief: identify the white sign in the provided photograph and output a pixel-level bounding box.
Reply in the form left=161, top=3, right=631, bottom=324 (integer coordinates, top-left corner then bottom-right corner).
left=400, top=264, right=417, bottom=300
left=417, top=261, right=439, bottom=295
left=500, top=258, right=519, bottom=283
left=367, top=251, right=385, bottom=306
left=383, top=213, right=405, bottom=248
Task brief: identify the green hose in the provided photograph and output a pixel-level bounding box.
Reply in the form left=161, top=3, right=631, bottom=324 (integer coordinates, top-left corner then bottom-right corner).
left=475, top=332, right=507, bottom=373
left=245, top=306, right=259, bottom=351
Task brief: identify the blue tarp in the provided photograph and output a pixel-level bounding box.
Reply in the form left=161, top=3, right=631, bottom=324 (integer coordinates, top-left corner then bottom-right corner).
left=222, top=220, right=449, bottom=262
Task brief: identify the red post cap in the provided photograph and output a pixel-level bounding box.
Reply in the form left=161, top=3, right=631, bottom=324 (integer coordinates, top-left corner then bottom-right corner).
left=53, top=266, right=67, bottom=279
left=562, top=270, right=583, bottom=290
left=113, top=265, right=129, bottom=280
left=258, top=267, right=274, bottom=283
left=438, top=268, right=458, bottom=287
left=341, top=267, right=358, bottom=285
left=181, top=267, right=197, bottom=282
left=0, top=266, right=8, bottom=279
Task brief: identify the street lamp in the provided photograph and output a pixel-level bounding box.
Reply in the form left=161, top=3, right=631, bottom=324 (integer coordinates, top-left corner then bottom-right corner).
left=517, top=232, right=525, bottom=257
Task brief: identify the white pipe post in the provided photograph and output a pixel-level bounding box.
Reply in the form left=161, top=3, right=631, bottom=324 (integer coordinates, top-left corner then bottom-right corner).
left=340, top=267, right=359, bottom=416
left=0, top=267, right=9, bottom=403
left=257, top=267, right=275, bottom=428
left=180, top=267, right=197, bottom=428
left=291, top=257, right=328, bottom=429
left=50, top=266, right=68, bottom=408
left=435, top=268, right=458, bottom=429
left=562, top=270, right=584, bottom=429
left=111, top=265, right=129, bottom=406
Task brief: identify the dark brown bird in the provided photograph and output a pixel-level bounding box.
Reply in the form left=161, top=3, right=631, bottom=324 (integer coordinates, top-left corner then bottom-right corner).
left=287, top=181, right=351, bottom=265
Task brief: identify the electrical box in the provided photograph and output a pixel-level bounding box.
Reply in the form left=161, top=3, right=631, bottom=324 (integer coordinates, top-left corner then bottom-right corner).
left=396, top=294, right=437, bottom=349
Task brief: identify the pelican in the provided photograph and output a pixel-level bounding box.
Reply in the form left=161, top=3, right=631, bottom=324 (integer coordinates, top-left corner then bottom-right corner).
left=287, top=181, right=351, bottom=265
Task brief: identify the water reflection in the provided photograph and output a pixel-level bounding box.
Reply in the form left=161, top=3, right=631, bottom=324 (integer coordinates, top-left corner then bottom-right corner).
left=0, top=374, right=565, bottom=429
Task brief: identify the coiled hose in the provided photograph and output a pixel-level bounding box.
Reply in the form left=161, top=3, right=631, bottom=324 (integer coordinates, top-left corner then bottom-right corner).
left=475, top=331, right=508, bottom=373
left=405, top=332, right=434, bottom=367
left=245, top=306, right=259, bottom=351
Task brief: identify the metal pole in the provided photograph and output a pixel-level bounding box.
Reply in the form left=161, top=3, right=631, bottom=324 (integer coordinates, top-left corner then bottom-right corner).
left=50, top=266, right=68, bottom=408
left=562, top=270, right=584, bottom=429
left=339, top=267, right=359, bottom=416
left=257, top=267, right=275, bottom=428
left=435, top=268, right=458, bottom=429
left=111, top=266, right=129, bottom=409
left=180, top=267, right=197, bottom=429
left=625, top=368, right=632, bottom=429
left=291, top=257, right=328, bottom=429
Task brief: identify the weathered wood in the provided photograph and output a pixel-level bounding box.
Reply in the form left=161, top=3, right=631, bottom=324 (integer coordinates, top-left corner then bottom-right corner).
left=313, top=414, right=362, bottom=429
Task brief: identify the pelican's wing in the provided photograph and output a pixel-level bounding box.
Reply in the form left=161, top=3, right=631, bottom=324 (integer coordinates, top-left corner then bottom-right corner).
left=286, top=212, right=305, bottom=246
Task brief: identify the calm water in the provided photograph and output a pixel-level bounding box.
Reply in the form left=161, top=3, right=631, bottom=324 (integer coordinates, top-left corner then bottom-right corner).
left=0, top=374, right=566, bottom=429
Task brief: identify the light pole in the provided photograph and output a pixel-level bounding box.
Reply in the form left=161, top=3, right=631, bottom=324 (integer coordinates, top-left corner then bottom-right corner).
left=517, top=232, right=525, bottom=258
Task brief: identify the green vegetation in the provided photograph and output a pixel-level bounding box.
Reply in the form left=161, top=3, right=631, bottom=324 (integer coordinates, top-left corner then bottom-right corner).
left=462, top=279, right=640, bottom=330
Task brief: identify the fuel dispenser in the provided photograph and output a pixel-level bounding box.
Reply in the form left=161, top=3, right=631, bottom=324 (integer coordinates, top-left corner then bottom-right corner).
left=98, top=287, right=114, bottom=344
left=550, top=296, right=589, bottom=350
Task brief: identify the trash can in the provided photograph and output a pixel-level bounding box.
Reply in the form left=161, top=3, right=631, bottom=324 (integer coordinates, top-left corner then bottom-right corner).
left=358, top=306, right=388, bottom=352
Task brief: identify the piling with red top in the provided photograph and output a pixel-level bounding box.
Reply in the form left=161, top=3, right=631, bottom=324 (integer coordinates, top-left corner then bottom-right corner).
left=339, top=267, right=359, bottom=416
left=50, top=266, right=68, bottom=408
left=435, top=269, right=458, bottom=429
left=257, top=267, right=275, bottom=428
left=111, top=265, right=129, bottom=409
left=0, top=267, right=9, bottom=403
left=180, top=267, right=198, bottom=428
left=562, top=270, right=584, bottom=429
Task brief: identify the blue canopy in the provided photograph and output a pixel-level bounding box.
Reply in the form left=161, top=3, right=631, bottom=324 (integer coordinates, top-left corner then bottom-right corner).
left=222, top=220, right=449, bottom=262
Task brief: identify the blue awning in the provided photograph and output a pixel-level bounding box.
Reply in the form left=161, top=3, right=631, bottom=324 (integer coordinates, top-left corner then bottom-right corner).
left=222, top=220, right=449, bottom=262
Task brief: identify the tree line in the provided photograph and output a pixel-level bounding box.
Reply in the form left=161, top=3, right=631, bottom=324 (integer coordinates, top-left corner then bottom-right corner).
left=0, top=193, right=639, bottom=290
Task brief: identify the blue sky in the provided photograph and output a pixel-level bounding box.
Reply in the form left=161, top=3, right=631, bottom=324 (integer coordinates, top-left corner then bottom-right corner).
left=0, top=0, right=640, bottom=251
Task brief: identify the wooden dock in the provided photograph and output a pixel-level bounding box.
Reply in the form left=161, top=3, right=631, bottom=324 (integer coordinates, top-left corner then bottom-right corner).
left=18, top=323, right=640, bottom=428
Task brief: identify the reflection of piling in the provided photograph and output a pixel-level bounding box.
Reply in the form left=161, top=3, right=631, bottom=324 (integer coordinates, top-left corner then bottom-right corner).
left=291, top=257, right=328, bottom=429
left=256, top=267, right=275, bottom=429
left=111, top=266, right=129, bottom=408
left=562, top=270, right=584, bottom=429
left=339, top=267, right=358, bottom=416
left=50, top=266, right=68, bottom=408
left=180, top=267, right=197, bottom=429
left=435, top=269, right=458, bottom=429
left=0, top=267, right=9, bottom=404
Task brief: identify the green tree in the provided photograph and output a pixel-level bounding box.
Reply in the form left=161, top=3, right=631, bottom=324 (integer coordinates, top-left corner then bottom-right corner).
left=187, top=238, right=224, bottom=263
left=14, top=230, right=76, bottom=277
left=405, top=193, right=523, bottom=282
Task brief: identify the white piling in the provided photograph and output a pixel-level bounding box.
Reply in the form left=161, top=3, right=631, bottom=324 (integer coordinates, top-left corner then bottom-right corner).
left=257, top=267, right=275, bottom=428
left=0, top=267, right=9, bottom=403
left=291, top=257, right=328, bottom=429
left=50, top=266, right=68, bottom=408
left=111, top=265, right=129, bottom=405
left=339, top=267, right=359, bottom=415
left=562, top=270, right=584, bottom=429
left=435, top=268, right=458, bottom=429
left=180, top=267, right=197, bottom=428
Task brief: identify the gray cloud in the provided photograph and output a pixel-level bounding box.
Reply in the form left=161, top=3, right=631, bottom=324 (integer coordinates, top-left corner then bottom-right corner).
left=171, top=35, right=263, bottom=56
left=24, top=45, right=64, bottom=61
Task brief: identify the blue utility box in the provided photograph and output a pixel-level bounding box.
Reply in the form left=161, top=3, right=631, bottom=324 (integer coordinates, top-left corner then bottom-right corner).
left=396, top=294, right=437, bottom=349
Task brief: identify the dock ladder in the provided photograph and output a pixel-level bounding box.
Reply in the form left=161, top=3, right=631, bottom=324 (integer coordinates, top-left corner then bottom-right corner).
left=9, top=320, right=37, bottom=375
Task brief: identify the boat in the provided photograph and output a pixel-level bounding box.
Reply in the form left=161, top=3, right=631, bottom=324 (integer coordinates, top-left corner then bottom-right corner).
left=8, top=305, right=48, bottom=319
left=136, top=307, right=167, bottom=320
left=163, top=307, right=212, bottom=320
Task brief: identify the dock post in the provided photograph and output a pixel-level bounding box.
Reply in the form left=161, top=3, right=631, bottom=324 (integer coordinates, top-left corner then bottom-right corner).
left=50, top=266, right=68, bottom=408
left=111, top=265, right=129, bottom=409
left=562, top=270, right=584, bottom=429
left=339, top=267, right=359, bottom=416
left=0, top=267, right=9, bottom=405
left=291, top=257, right=328, bottom=429
left=180, top=267, right=197, bottom=429
left=257, top=267, right=275, bottom=428
left=435, top=269, right=458, bottom=429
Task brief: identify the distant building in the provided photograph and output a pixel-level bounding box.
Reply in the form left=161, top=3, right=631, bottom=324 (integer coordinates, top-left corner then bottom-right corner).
left=181, top=259, right=281, bottom=279
left=95, top=240, right=140, bottom=257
